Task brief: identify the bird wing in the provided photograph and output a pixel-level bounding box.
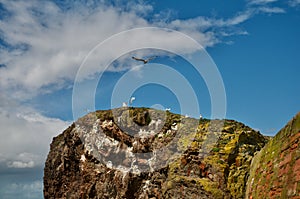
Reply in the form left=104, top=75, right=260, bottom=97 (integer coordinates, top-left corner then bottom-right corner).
left=146, top=56, right=157, bottom=62
left=132, top=57, right=146, bottom=62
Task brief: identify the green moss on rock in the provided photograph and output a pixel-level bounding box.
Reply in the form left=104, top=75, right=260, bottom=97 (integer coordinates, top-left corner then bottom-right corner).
left=246, top=112, right=300, bottom=199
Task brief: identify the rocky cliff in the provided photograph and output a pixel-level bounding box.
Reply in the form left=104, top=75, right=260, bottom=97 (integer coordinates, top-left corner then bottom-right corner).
left=246, top=112, right=300, bottom=199
left=44, top=107, right=268, bottom=198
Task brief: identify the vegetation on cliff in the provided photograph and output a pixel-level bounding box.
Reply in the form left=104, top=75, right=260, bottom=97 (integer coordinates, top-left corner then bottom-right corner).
left=246, top=112, right=300, bottom=199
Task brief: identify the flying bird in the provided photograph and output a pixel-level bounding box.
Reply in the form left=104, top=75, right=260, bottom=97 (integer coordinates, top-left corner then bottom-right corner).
left=132, top=56, right=157, bottom=64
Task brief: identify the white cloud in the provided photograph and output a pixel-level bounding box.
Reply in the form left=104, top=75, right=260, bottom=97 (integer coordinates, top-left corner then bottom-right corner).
left=6, top=152, right=39, bottom=168
left=125, top=1, right=154, bottom=16
left=167, top=10, right=253, bottom=30
left=7, top=160, right=35, bottom=169
left=247, top=0, right=285, bottom=14
left=289, top=0, right=300, bottom=7
left=0, top=105, right=70, bottom=169
left=248, top=0, right=278, bottom=5
left=258, top=7, right=285, bottom=13
left=223, top=11, right=254, bottom=26
left=1, top=180, right=43, bottom=199
left=0, top=0, right=150, bottom=99
left=9, top=180, right=42, bottom=192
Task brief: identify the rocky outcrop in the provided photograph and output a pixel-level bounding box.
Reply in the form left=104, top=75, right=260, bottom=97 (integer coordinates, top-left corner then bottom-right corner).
left=44, top=108, right=268, bottom=198
left=246, top=112, right=300, bottom=199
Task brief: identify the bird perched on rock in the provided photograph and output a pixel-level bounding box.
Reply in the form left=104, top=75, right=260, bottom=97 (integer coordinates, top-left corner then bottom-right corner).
left=132, top=56, right=157, bottom=64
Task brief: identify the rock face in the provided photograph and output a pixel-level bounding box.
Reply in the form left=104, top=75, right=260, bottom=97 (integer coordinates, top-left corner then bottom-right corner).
left=44, top=108, right=267, bottom=199
left=246, top=112, right=300, bottom=199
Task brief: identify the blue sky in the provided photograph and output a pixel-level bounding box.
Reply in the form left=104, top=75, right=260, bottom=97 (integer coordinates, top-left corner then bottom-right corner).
left=0, top=0, right=299, bottom=198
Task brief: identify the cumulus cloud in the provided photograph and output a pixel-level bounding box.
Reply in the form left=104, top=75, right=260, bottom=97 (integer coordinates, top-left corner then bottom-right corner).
left=6, top=152, right=39, bottom=168
left=0, top=104, right=70, bottom=169
left=0, top=0, right=149, bottom=99
left=7, top=160, right=35, bottom=169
